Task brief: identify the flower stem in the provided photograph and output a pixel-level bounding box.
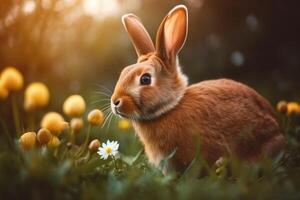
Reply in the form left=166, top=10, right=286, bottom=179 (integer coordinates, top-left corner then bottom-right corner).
left=83, top=124, right=92, bottom=150
left=70, top=129, right=75, bottom=144
left=76, top=124, right=92, bottom=157
left=0, top=117, right=13, bottom=148
left=28, top=112, right=35, bottom=131
left=12, top=94, right=21, bottom=137
left=112, top=155, right=117, bottom=170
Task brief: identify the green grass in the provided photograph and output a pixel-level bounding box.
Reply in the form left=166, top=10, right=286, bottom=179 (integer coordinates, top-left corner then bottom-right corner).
left=1, top=111, right=300, bottom=200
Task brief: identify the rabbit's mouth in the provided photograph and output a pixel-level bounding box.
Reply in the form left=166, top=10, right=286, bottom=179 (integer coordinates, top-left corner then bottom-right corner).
left=113, top=106, right=143, bottom=121
left=112, top=106, right=133, bottom=119
left=115, top=110, right=128, bottom=118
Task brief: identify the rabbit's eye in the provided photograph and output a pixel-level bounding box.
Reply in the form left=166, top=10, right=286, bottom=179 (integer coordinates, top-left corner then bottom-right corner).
left=140, top=73, right=151, bottom=85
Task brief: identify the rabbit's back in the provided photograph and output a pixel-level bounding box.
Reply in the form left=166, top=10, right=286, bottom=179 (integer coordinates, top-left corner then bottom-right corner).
left=182, top=78, right=283, bottom=162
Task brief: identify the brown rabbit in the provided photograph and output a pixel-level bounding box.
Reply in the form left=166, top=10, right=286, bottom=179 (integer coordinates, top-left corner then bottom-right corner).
left=111, top=5, right=284, bottom=173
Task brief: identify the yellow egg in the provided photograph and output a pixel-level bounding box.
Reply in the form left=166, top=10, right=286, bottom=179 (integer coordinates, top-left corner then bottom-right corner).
left=19, top=132, right=36, bottom=150
left=87, top=109, right=104, bottom=126
left=24, top=82, right=50, bottom=111
left=1, top=67, right=23, bottom=91
left=41, top=112, right=66, bottom=135
left=63, top=95, right=86, bottom=117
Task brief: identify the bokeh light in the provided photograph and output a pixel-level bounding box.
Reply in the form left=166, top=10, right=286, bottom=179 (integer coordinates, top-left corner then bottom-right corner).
left=22, top=0, right=36, bottom=14
left=83, top=0, right=120, bottom=19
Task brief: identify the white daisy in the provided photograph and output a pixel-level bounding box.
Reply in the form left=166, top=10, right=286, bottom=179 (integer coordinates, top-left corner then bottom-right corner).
left=97, top=140, right=119, bottom=160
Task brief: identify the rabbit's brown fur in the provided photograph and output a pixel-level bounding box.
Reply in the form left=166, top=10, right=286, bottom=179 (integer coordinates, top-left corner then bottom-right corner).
left=132, top=79, right=283, bottom=172
left=111, top=5, right=284, bottom=173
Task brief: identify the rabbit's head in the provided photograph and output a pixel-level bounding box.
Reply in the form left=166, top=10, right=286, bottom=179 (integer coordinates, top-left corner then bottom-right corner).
left=112, top=5, right=188, bottom=120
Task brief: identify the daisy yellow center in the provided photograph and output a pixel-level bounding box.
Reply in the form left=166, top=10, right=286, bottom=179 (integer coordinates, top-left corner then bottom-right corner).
left=105, top=147, right=112, bottom=154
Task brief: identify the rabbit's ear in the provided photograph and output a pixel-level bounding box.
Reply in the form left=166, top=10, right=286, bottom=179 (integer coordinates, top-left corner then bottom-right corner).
left=122, top=14, right=155, bottom=57
left=156, top=5, right=188, bottom=71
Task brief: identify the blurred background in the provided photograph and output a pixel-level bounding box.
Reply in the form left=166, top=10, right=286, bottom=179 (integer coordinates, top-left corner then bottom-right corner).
left=1, top=2, right=300, bottom=198
left=0, top=0, right=300, bottom=119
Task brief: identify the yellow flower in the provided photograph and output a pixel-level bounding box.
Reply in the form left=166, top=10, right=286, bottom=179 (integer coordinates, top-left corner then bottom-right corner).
left=89, top=139, right=101, bottom=153
left=41, top=112, right=66, bottom=135
left=19, top=132, right=36, bottom=150
left=0, top=67, right=23, bottom=91
left=87, top=109, right=104, bottom=126
left=276, top=100, right=288, bottom=114
left=0, top=81, right=9, bottom=100
left=70, top=118, right=84, bottom=133
left=63, top=95, right=86, bottom=117
left=47, top=136, right=60, bottom=148
left=118, top=119, right=131, bottom=130
left=24, top=82, right=50, bottom=111
left=62, top=121, right=69, bottom=130
left=287, top=102, right=300, bottom=115
left=37, top=128, right=52, bottom=145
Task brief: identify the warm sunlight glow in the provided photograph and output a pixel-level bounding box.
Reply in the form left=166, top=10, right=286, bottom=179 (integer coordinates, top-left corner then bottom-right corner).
left=83, top=0, right=120, bottom=19
left=23, top=0, right=36, bottom=14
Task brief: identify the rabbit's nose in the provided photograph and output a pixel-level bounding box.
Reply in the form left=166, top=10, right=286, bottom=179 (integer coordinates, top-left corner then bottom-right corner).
left=113, top=99, right=122, bottom=107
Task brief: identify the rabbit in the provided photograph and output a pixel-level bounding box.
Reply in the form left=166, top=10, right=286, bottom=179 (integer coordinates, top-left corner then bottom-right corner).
left=111, top=5, right=284, bottom=173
